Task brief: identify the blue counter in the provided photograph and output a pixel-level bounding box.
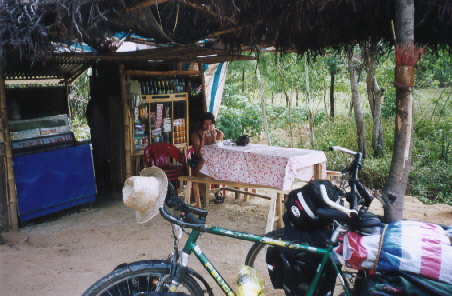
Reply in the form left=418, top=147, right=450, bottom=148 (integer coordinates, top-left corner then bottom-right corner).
left=13, top=144, right=96, bottom=223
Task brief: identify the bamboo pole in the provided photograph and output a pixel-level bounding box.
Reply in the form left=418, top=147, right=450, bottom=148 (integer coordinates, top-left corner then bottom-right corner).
left=0, top=62, right=19, bottom=230
left=119, top=64, right=133, bottom=178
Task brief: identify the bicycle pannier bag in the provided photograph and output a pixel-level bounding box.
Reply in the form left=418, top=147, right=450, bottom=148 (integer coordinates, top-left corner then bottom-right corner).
left=266, top=216, right=338, bottom=295
left=265, top=246, right=284, bottom=289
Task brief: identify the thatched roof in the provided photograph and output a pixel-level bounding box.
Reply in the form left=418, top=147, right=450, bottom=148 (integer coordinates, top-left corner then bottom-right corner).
left=1, top=0, right=451, bottom=68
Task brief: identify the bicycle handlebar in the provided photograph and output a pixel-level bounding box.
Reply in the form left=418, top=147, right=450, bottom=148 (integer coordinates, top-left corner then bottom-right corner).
left=160, top=186, right=208, bottom=230
left=329, top=146, right=359, bottom=156
left=159, top=206, right=207, bottom=231
left=328, top=146, right=374, bottom=214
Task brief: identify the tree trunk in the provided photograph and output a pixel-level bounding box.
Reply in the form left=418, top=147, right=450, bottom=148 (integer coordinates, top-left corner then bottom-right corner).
left=242, top=68, right=245, bottom=93
left=329, top=71, right=335, bottom=121
left=295, top=89, right=299, bottom=107
left=347, top=47, right=368, bottom=158
left=323, top=79, right=330, bottom=129
left=363, top=42, right=385, bottom=157
left=371, top=77, right=384, bottom=157
left=279, top=65, right=294, bottom=147
left=255, top=60, right=272, bottom=146
left=382, top=0, right=415, bottom=223
left=305, top=59, right=315, bottom=148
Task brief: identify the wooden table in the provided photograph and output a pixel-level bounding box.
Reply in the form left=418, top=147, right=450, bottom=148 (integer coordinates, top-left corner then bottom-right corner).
left=200, top=144, right=326, bottom=190
left=181, top=144, right=327, bottom=232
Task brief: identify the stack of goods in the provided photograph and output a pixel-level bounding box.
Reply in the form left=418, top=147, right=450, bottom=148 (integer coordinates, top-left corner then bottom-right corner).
left=173, top=118, right=186, bottom=144
left=134, top=123, right=148, bottom=152
left=9, top=114, right=72, bottom=140
left=162, top=106, right=172, bottom=143
left=151, top=104, right=163, bottom=143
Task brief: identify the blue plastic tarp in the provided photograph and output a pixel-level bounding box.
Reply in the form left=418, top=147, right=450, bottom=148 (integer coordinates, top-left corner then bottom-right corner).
left=13, top=144, right=96, bottom=222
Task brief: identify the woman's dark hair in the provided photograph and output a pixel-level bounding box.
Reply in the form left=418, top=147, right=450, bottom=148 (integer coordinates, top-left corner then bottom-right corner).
left=201, top=112, right=216, bottom=124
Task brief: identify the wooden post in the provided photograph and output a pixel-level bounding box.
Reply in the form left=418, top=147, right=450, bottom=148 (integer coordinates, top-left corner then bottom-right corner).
left=65, top=80, right=72, bottom=120
left=314, top=163, right=323, bottom=180
left=265, top=191, right=278, bottom=233
left=198, top=63, right=207, bottom=112
left=119, top=64, right=133, bottom=178
left=0, top=62, right=18, bottom=230
left=275, top=192, right=283, bottom=229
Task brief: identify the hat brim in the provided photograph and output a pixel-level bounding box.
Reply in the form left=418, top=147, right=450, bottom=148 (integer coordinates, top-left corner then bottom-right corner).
left=136, top=205, right=161, bottom=224
left=134, top=167, right=168, bottom=223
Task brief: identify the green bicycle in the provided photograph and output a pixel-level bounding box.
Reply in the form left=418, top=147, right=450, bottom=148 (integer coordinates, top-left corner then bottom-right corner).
left=83, top=146, right=375, bottom=296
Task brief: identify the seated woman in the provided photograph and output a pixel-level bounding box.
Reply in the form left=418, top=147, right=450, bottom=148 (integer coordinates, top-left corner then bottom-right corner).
left=190, top=112, right=224, bottom=203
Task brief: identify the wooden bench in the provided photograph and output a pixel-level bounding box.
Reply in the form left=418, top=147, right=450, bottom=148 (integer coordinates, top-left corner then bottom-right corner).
left=326, top=170, right=342, bottom=182
left=178, top=176, right=288, bottom=233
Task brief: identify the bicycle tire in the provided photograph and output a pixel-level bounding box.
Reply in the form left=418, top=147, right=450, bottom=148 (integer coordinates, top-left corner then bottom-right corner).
left=245, top=228, right=284, bottom=267
left=82, top=261, right=204, bottom=296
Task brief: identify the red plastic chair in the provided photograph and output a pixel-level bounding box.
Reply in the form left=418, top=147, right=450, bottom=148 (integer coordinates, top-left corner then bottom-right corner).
left=144, top=143, right=187, bottom=194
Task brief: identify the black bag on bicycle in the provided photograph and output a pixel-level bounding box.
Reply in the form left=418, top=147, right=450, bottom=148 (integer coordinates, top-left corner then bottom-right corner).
left=285, top=180, right=342, bottom=230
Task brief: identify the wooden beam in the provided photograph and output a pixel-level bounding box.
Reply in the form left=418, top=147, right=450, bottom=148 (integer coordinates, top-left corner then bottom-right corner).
left=193, top=55, right=255, bottom=64
left=0, top=62, right=19, bottom=230
left=212, top=187, right=271, bottom=200
left=119, top=64, right=133, bottom=178
left=208, top=27, right=242, bottom=38
left=178, top=176, right=286, bottom=192
left=125, top=70, right=202, bottom=77
left=53, top=47, right=221, bottom=63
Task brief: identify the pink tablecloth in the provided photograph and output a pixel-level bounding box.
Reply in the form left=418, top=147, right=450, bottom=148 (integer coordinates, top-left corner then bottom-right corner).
left=199, top=144, right=326, bottom=191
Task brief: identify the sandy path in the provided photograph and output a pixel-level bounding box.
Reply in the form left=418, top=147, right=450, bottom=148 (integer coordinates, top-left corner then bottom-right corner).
left=1, top=193, right=451, bottom=296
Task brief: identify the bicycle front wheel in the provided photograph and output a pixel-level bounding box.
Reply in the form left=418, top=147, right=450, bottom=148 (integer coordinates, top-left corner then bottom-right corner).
left=82, top=261, right=204, bottom=296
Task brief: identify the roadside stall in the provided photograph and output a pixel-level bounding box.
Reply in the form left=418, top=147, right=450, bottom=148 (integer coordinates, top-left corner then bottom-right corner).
left=0, top=28, right=252, bottom=227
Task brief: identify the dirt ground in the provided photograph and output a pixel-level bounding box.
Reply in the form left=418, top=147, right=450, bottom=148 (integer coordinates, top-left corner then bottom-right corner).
left=1, top=190, right=451, bottom=296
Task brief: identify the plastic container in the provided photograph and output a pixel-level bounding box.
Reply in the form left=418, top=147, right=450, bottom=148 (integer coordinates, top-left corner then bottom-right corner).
left=236, top=265, right=265, bottom=296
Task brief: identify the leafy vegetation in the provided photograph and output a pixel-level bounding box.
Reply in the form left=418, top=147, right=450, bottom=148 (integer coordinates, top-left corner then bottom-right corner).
left=69, top=70, right=91, bottom=141
left=218, top=51, right=451, bottom=205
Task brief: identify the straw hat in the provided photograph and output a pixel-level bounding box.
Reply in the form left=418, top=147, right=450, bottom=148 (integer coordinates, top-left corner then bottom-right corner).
left=123, top=167, right=168, bottom=224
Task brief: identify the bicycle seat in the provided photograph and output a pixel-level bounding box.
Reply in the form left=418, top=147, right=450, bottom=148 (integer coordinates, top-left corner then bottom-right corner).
left=355, top=212, right=383, bottom=235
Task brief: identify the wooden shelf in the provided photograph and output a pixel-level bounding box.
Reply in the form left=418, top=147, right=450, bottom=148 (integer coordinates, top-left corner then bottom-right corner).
left=140, top=92, right=188, bottom=103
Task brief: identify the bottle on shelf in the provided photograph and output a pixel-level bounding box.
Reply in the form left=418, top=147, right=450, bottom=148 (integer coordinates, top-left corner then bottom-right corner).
left=158, top=80, right=164, bottom=94
left=148, top=80, right=154, bottom=95
left=140, top=80, right=146, bottom=95
left=152, top=80, right=158, bottom=95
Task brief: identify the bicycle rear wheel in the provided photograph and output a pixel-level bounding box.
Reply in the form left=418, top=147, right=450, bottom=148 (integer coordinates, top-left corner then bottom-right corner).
left=245, top=228, right=284, bottom=267
left=83, top=261, right=204, bottom=296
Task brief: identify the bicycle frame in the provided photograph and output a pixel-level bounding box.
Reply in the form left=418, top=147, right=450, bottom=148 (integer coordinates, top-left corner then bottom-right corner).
left=179, top=225, right=351, bottom=296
